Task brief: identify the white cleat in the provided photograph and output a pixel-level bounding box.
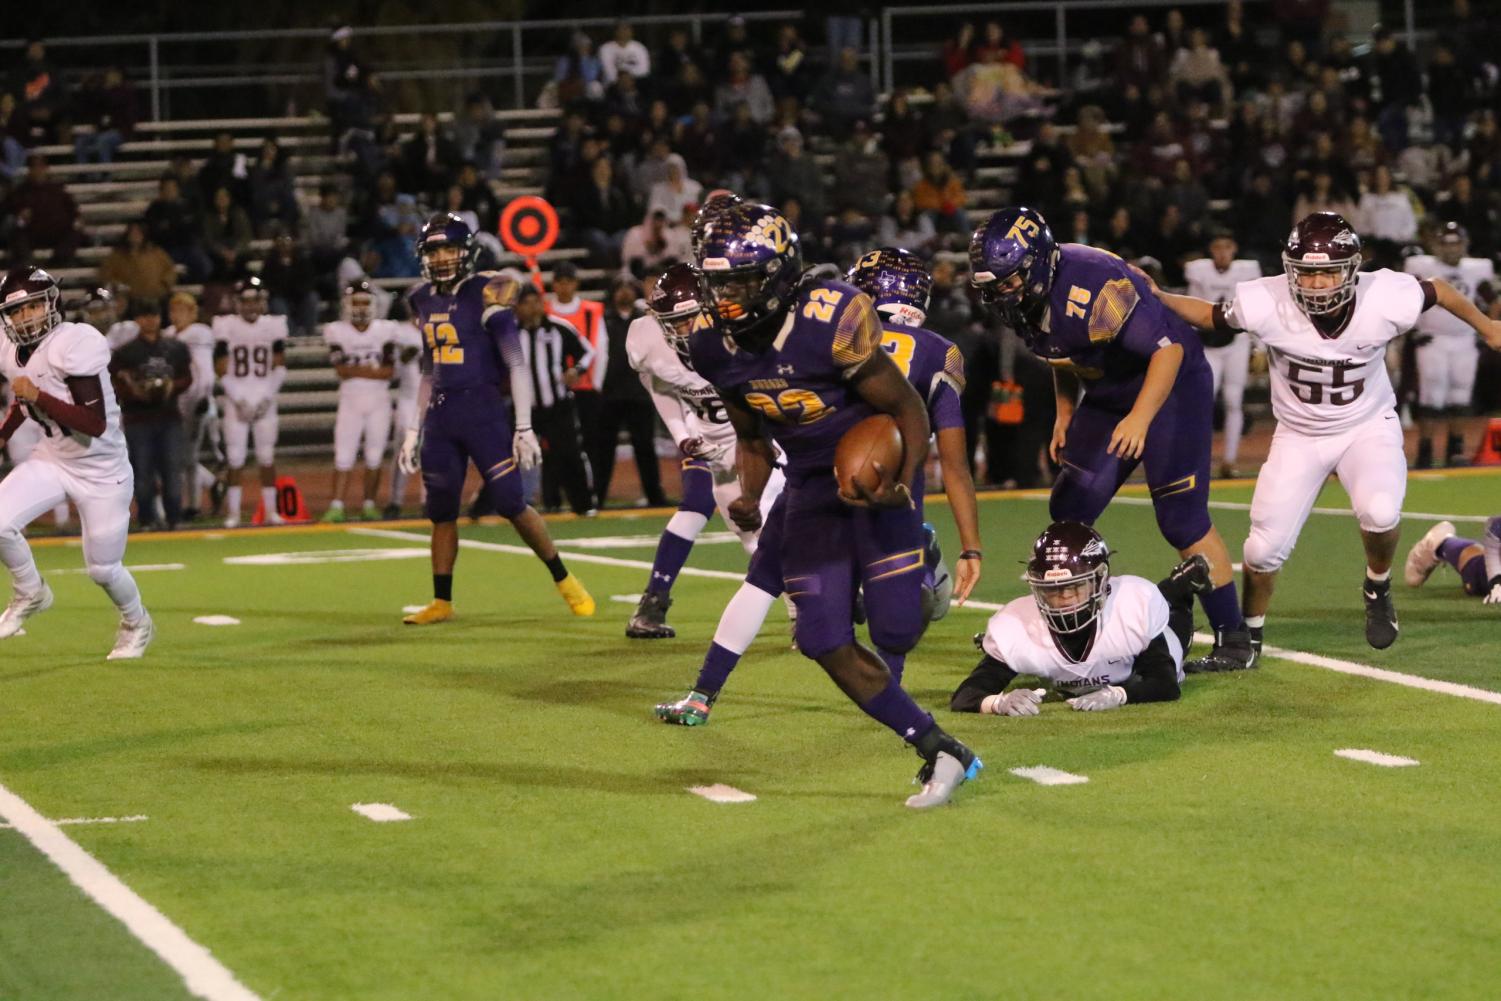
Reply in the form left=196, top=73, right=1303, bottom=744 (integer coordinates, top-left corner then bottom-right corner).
left=0, top=582, right=53, bottom=639
left=223, top=515, right=241, bottom=529
left=106, top=612, right=155, bottom=661
left=1404, top=520, right=1455, bottom=588
left=905, top=749, right=983, bottom=810
left=264, top=510, right=286, bottom=526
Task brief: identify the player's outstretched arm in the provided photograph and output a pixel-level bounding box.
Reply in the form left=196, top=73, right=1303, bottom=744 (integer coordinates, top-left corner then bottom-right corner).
left=1431, top=277, right=1501, bottom=349
left=935, top=426, right=982, bottom=604
left=850, top=348, right=931, bottom=498
left=725, top=397, right=773, bottom=531
left=951, top=654, right=1044, bottom=716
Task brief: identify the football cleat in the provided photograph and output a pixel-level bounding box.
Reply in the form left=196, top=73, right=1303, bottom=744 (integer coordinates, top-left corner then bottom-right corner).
left=1403, top=521, right=1455, bottom=588
left=556, top=573, right=595, bottom=616
left=361, top=500, right=379, bottom=521
left=223, top=515, right=241, bottom=529
left=0, top=581, right=53, bottom=639
left=403, top=599, right=454, bottom=625
left=106, top=612, right=154, bottom=661
left=1218, top=462, right=1240, bottom=480
left=922, top=523, right=954, bottom=623
left=654, top=689, right=716, bottom=726
left=1249, top=624, right=1264, bottom=659
left=626, top=591, right=675, bottom=639
left=906, top=732, right=983, bottom=809
left=320, top=506, right=346, bottom=524
left=1184, top=628, right=1257, bottom=672
left=382, top=503, right=402, bottom=520
left=1363, top=577, right=1399, bottom=649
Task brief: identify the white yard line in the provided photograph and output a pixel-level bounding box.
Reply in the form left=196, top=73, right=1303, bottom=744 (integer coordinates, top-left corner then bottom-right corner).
left=50, top=563, right=186, bottom=575
left=540, top=531, right=744, bottom=550
left=1334, top=748, right=1420, bottom=767
left=0, top=813, right=148, bottom=829
left=224, top=548, right=427, bottom=566
left=687, top=784, right=757, bottom=803
left=192, top=616, right=241, bottom=627
left=350, top=803, right=412, bottom=822
left=0, top=780, right=260, bottom=1001
left=1036, top=494, right=1493, bottom=524
left=1009, top=766, right=1089, bottom=786
left=610, top=594, right=643, bottom=604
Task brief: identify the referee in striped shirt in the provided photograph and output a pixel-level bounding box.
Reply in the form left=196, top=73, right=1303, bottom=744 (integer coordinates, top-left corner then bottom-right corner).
left=514, top=283, right=598, bottom=516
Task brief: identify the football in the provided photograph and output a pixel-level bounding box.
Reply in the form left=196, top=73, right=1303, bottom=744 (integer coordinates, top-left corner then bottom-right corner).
left=835, top=414, right=904, bottom=498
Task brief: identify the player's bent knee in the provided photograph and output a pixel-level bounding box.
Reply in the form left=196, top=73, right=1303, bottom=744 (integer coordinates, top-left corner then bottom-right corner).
left=868, top=620, right=921, bottom=654
left=86, top=562, right=120, bottom=587
left=1357, top=497, right=1401, bottom=535
left=1242, top=531, right=1288, bottom=573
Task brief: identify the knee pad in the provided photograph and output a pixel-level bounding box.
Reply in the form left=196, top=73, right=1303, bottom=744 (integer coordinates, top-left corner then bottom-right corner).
left=1242, top=529, right=1288, bottom=574
left=868, top=618, right=921, bottom=655
left=86, top=561, right=120, bottom=587
left=1356, top=495, right=1401, bottom=534
left=422, top=477, right=461, bottom=523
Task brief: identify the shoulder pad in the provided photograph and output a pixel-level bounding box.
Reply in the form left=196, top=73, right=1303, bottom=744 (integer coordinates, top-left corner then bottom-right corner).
left=831, top=291, right=880, bottom=369
left=1087, top=276, right=1140, bottom=344
left=482, top=273, right=521, bottom=310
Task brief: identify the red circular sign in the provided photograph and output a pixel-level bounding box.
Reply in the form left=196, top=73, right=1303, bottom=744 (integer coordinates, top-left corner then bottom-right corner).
left=499, top=196, right=559, bottom=258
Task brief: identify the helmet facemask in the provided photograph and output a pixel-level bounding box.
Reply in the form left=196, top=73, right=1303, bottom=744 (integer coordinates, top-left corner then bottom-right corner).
left=1026, top=562, right=1109, bottom=640
left=1, top=285, right=61, bottom=347
left=345, top=292, right=376, bottom=328
left=1283, top=252, right=1360, bottom=317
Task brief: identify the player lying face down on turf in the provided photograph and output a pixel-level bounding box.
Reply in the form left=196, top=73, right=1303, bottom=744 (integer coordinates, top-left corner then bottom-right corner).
left=950, top=522, right=1212, bottom=715
left=396, top=213, right=594, bottom=625
left=681, top=201, right=981, bottom=808
left=1143, top=211, right=1501, bottom=654
left=653, top=247, right=984, bottom=725
left=0, top=266, right=155, bottom=659
left=969, top=207, right=1254, bottom=674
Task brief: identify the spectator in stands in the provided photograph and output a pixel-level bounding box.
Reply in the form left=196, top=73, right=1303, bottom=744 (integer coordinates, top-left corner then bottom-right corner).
left=877, top=190, right=937, bottom=254
left=456, top=162, right=499, bottom=236
left=4, top=154, right=83, bottom=265
left=73, top=66, right=136, bottom=170
left=1067, top=105, right=1117, bottom=198
left=1217, top=0, right=1258, bottom=94
left=599, top=21, right=651, bottom=85
left=1170, top=29, right=1231, bottom=114
left=881, top=89, right=931, bottom=191
left=767, top=127, right=828, bottom=226
left=674, top=103, right=722, bottom=181
left=1142, top=203, right=1196, bottom=287
left=99, top=221, right=176, bottom=303
left=197, top=131, right=247, bottom=207
left=554, top=32, right=604, bottom=106
left=656, top=27, right=700, bottom=90
left=716, top=101, right=768, bottom=192
left=1100, top=205, right=1144, bottom=261
left=768, top=24, right=813, bottom=103
left=910, top=150, right=967, bottom=236
left=1358, top=163, right=1419, bottom=266
left=1116, top=15, right=1167, bottom=92
left=1233, top=169, right=1291, bottom=272
left=590, top=276, right=666, bottom=509
left=1427, top=42, right=1473, bottom=151
left=0, top=93, right=28, bottom=183
left=1133, top=111, right=1190, bottom=184
left=301, top=182, right=349, bottom=285
left=953, top=42, right=1047, bottom=125
left=10, top=39, right=65, bottom=145
left=665, top=60, right=713, bottom=118
left=645, top=154, right=701, bottom=224
left=145, top=175, right=209, bottom=283
left=400, top=112, right=460, bottom=203
left=1018, top=122, right=1068, bottom=218
left=572, top=157, right=639, bottom=266
left=201, top=185, right=253, bottom=280
left=604, top=71, right=647, bottom=129
left=110, top=298, right=192, bottom=531
left=811, top=47, right=874, bottom=140
left=1369, top=24, right=1422, bottom=151
left=1160, top=8, right=1190, bottom=61
left=1163, top=158, right=1211, bottom=230
left=248, top=138, right=300, bottom=238
left=714, top=52, right=774, bottom=126
left=260, top=231, right=320, bottom=337
left=974, top=21, right=1025, bottom=70
left=620, top=209, right=691, bottom=280
left=712, top=16, right=756, bottom=81
left=362, top=171, right=423, bottom=278
left=832, top=120, right=888, bottom=217
left=452, top=93, right=505, bottom=181
left=324, top=26, right=373, bottom=148
left=1434, top=173, right=1495, bottom=258
left=943, top=23, right=977, bottom=79
left=1291, top=169, right=1358, bottom=228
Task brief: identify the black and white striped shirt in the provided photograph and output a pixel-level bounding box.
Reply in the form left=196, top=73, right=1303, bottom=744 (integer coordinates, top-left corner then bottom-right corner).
left=517, top=315, right=596, bottom=409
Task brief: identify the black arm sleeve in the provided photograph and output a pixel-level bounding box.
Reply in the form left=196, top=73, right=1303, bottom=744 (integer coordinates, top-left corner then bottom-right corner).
left=213, top=341, right=229, bottom=360
left=949, top=654, right=1019, bottom=713
left=1119, top=634, right=1182, bottom=704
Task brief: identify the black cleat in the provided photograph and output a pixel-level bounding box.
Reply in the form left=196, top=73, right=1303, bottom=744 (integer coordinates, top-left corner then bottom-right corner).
left=382, top=502, right=402, bottom=520
left=1163, top=553, right=1214, bottom=601
left=1185, top=628, right=1258, bottom=672
left=1363, top=577, right=1399, bottom=649
left=1249, top=624, right=1264, bottom=659
left=626, top=591, right=675, bottom=639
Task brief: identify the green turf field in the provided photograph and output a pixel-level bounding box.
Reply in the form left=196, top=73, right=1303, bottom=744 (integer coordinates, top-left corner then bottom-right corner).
left=2, top=470, right=1500, bottom=1000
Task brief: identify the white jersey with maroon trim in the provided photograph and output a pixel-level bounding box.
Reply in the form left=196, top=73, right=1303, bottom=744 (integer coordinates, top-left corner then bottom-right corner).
left=1225, top=270, right=1424, bottom=436
left=212, top=313, right=287, bottom=402
left=624, top=315, right=737, bottom=470
left=0, top=321, right=128, bottom=481
left=1184, top=257, right=1262, bottom=307
left=1403, top=255, right=1494, bottom=339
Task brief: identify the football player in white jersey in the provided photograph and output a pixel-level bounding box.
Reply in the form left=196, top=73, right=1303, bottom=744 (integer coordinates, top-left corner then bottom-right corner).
left=624, top=264, right=786, bottom=638
left=1183, top=231, right=1262, bottom=478
left=3, top=375, right=71, bottom=527
left=165, top=291, right=219, bottom=519
left=85, top=286, right=140, bottom=352
left=1402, top=222, right=1495, bottom=468
left=212, top=276, right=288, bottom=527
left=952, top=522, right=1210, bottom=714
left=1149, top=212, right=1501, bottom=653
left=322, top=280, right=398, bottom=522
left=385, top=306, right=424, bottom=518
left=0, top=267, right=154, bottom=659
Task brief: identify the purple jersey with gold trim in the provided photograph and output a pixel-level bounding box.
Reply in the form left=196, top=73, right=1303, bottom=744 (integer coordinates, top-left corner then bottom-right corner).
left=690, top=278, right=882, bottom=480
left=881, top=322, right=965, bottom=432
left=407, top=271, right=525, bottom=394
left=1018, top=244, right=1207, bottom=413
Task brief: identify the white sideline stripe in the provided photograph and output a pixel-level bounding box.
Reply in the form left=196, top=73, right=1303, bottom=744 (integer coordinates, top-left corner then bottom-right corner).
left=0, top=780, right=261, bottom=1001
left=1009, top=766, right=1089, bottom=786
left=51, top=563, right=186, bottom=575
left=351, top=803, right=412, bottom=822
left=1191, top=631, right=1501, bottom=706
left=687, top=784, right=757, bottom=803
left=0, top=813, right=148, bottom=829
left=192, top=615, right=240, bottom=627
left=547, top=531, right=744, bottom=550
left=223, top=547, right=427, bottom=566
left=610, top=594, right=643, bottom=604
left=1046, top=494, right=1492, bottom=525
left=347, top=527, right=746, bottom=581
left=1335, top=748, right=1419, bottom=768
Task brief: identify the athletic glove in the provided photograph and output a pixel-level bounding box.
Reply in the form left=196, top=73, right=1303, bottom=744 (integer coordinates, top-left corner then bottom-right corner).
left=251, top=398, right=272, bottom=421
left=1486, top=576, right=1501, bottom=605
left=398, top=428, right=422, bottom=475
left=1068, top=685, right=1127, bottom=712
left=981, top=687, right=1046, bottom=717
left=513, top=425, right=542, bottom=471
left=679, top=436, right=729, bottom=465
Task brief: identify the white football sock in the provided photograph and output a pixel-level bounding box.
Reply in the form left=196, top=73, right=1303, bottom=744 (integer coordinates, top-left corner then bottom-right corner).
left=260, top=486, right=278, bottom=517
left=226, top=486, right=243, bottom=521
left=711, top=583, right=777, bottom=655
left=93, top=564, right=144, bottom=625
left=1367, top=568, right=1391, bottom=583
left=0, top=528, right=42, bottom=595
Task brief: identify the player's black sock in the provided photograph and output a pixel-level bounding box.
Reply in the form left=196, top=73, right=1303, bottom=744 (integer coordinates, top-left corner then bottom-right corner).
left=544, top=555, right=568, bottom=583
left=434, top=573, right=453, bottom=602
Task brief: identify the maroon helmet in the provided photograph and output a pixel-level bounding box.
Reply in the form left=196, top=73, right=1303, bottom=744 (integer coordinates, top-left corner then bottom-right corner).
left=691, top=189, right=743, bottom=262
left=343, top=278, right=378, bottom=327
left=1024, top=521, right=1112, bottom=656
left=1283, top=211, right=1362, bottom=317
left=647, top=263, right=708, bottom=348
left=0, top=266, right=62, bottom=347
left=1435, top=220, right=1468, bottom=266
left=235, top=275, right=268, bottom=322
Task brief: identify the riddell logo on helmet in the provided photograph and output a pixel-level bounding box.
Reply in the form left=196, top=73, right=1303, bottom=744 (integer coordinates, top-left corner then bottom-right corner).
left=1301, top=252, right=1332, bottom=262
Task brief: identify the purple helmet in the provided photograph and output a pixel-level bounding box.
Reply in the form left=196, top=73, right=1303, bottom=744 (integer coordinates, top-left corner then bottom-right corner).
left=419, top=212, right=477, bottom=286
left=1283, top=211, right=1361, bottom=319
left=1024, top=521, right=1111, bottom=660
left=845, top=248, right=932, bottom=326
left=691, top=189, right=744, bottom=261
left=0, top=266, right=62, bottom=347
left=968, top=206, right=1058, bottom=326
left=696, top=201, right=803, bottom=346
